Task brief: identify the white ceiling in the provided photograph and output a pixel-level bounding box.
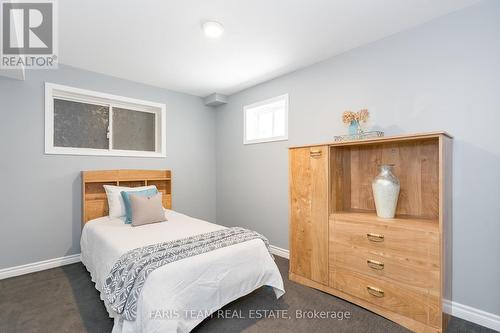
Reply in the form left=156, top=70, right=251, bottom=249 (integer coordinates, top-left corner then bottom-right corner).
left=59, top=0, right=479, bottom=97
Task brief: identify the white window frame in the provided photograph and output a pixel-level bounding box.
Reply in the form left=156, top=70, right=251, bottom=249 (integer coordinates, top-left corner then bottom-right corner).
left=45, top=82, right=167, bottom=157
left=243, top=94, right=289, bottom=145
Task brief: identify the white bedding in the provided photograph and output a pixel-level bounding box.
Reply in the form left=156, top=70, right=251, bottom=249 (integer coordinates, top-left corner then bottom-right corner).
left=80, top=209, right=285, bottom=333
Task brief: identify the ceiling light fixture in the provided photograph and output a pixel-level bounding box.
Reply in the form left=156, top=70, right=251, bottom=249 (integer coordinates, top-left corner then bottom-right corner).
left=202, top=21, right=224, bottom=38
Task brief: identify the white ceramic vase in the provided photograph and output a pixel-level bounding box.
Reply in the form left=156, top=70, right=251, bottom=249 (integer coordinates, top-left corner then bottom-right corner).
left=372, top=165, right=400, bottom=219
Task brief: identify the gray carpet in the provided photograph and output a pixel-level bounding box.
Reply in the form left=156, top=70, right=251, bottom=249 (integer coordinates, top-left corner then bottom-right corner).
left=0, top=257, right=496, bottom=333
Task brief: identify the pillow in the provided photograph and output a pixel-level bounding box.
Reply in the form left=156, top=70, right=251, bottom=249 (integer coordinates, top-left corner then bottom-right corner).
left=103, top=185, right=157, bottom=218
left=129, top=193, right=167, bottom=227
left=121, top=188, right=158, bottom=224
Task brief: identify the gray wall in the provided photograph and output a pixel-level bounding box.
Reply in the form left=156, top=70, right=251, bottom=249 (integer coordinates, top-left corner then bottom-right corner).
left=0, top=65, right=217, bottom=269
left=215, top=0, right=500, bottom=315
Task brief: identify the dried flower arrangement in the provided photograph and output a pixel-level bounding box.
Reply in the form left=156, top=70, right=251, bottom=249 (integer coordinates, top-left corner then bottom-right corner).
left=342, top=109, right=370, bottom=124
left=335, top=109, right=383, bottom=141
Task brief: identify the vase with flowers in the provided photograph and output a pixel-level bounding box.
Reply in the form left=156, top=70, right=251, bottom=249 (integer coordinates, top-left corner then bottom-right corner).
left=342, top=109, right=370, bottom=135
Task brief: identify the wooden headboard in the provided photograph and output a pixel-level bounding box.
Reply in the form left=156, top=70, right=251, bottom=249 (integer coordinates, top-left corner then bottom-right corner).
left=82, top=169, right=172, bottom=225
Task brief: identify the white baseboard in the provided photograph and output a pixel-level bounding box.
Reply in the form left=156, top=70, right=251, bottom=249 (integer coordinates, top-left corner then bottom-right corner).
left=444, top=299, right=500, bottom=331
left=269, top=245, right=289, bottom=259
left=0, top=254, right=81, bottom=280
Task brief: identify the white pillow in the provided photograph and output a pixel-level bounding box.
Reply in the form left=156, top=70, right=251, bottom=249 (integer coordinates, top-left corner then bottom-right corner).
left=103, top=185, right=157, bottom=218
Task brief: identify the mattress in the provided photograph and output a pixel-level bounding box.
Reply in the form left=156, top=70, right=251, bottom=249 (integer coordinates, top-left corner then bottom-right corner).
left=80, top=209, right=285, bottom=333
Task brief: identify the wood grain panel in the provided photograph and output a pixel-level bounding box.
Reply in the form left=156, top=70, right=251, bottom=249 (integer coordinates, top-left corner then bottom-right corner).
left=147, top=179, right=171, bottom=193
left=440, top=136, right=453, bottom=331
left=83, top=170, right=119, bottom=183
left=85, top=200, right=109, bottom=222
left=291, top=272, right=441, bottom=332
left=290, top=131, right=452, bottom=149
left=333, top=268, right=434, bottom=326
left=84, top=181, right=117, bottom=195
left=163, top=194, right=172, bottom=210
left=82, top=169, right=171, bottom=183
left=331, top=243, right=440, bottom=294
left=332, top=139, right=439, bottom=219
left=330, top=147, right=351, bottom=212
left=116, top=169, right=170, bottom=181
left=333, top=216, right=440, bottom=264
left=289, top=146, right=329, bottom=285
left=118, top=180, right=146, bottom=187
left=82, top=170, right=172, bottom=225
left=332, top=211, right=438, bottom=232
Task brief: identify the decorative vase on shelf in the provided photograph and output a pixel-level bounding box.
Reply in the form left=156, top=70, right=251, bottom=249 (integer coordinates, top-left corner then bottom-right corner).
left=348, top=120, right=360, bottom=135
left=372, top=165, right=400, bottom=219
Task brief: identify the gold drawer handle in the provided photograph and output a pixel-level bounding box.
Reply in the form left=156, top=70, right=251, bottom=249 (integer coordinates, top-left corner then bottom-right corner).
left=310, top=150, right=322, bottom=157
left=367, top=259, right=385, bottom=270
left=366, top=233, right=384, bottom=242
left=367, top=286, right=385, bottom=297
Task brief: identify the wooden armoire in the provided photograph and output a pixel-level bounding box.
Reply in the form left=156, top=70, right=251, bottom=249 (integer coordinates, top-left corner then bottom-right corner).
left=288, top=132, right=452, bottom=333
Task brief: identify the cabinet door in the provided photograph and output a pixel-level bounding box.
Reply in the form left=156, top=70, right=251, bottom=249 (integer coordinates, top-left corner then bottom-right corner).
left=289, top=146, right=329, bottom=285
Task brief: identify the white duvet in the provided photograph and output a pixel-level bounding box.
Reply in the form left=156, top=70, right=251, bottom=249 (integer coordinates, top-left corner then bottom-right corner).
left=80, top=209, right=285, bottom=333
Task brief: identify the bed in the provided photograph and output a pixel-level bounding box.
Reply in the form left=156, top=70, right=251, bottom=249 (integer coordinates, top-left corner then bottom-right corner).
left=79, top=170, right=285, bottom=333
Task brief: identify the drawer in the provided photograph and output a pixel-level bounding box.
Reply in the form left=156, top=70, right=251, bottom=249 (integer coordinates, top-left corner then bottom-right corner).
left=333, top=218, right=440, bottom=264
left=333, top=268, right=439, bottom=327
left=331, top=243, right=440, bottom=295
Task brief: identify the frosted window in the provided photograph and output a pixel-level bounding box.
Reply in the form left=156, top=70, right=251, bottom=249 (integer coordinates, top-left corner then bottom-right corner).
left=53, top=99, right=109, bottom=149
left=112, top=108, right=155, bottom=152
left=46, top=83, right=165, bottom=157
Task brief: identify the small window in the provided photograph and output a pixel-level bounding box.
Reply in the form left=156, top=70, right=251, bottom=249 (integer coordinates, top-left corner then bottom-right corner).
left=45, top=83, right=166, bottom=157
left=244, top=94, right=288, bottom=144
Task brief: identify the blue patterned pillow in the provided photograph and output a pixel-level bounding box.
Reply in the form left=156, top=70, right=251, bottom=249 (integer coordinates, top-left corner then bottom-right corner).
left=121, top=188, right=158, bottom=224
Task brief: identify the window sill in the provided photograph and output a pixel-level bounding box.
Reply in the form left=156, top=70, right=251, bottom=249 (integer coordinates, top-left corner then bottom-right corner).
left=243, top=136, right=288, bottom=145
left=44, top=147, right=166, bottom=158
